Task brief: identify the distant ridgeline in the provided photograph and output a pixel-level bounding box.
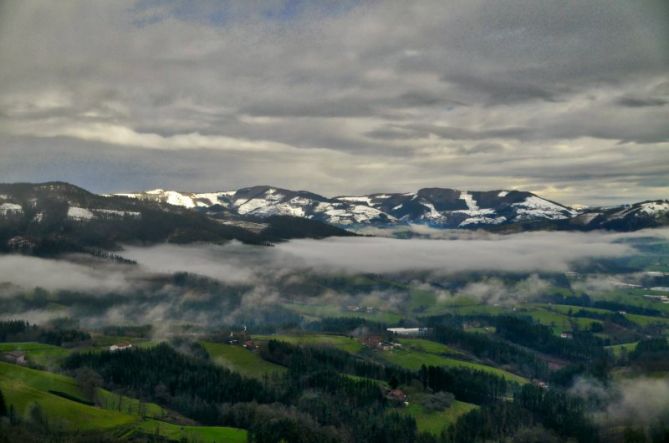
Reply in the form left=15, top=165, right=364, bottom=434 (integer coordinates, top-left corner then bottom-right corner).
left=0, top=182, right=353, bottom=256
left=0, top=181, right=667, bottom=255
left=116, top=185, right=669, bottom=232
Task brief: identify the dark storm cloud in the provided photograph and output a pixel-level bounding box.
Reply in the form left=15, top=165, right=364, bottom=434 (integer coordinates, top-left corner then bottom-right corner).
left=0, top=0, right=667, bottom=205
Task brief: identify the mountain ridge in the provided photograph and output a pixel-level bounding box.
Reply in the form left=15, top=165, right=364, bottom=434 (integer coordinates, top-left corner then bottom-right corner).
left=1, top=182, right=667, bottom=258
left=0, top=182, right=354, bottom=256
left=114, top=185, right=669, bottom=233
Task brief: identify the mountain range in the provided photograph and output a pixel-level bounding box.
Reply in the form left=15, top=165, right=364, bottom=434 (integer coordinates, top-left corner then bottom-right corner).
left=0, top=182, right=667, bottom=256
left=117, top=185, right=669, bottom=232
left=0, top=182, right=352, bottom=256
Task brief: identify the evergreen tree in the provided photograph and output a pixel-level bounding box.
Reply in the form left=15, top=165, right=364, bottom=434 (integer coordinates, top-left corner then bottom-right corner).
left=0, top=389, right=6, bottom=417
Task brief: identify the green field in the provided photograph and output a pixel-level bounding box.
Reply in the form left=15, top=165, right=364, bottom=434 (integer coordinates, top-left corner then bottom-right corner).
left=377, top=345, right=527, bottom=384
left=254, top=333, right=364, bottom=354
left=0, top=342, right=71, bottom=369
left=403, top=399, right=477, bottom=435
left=201, top=341, right=286, bottom=379
left=606, top=341, right=638, bottom=356
left=0, top=338, right=157, bottom=369
left=251, top=332, right=527, bottom=384
left=132, top=419, right=247, bottom=442
left=0, top=361, right=140, bottom=432
left=397, top=338, right=462, bottom=355
left=540, top=303, right=669, bottom=327
left=520, top=306, right=602, bottom=332
left=0, top=361, right=247, bottom=440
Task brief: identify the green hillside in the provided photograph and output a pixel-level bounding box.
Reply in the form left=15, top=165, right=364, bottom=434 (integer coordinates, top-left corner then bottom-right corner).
left=0, top=361, right=248, bottom=441
left=201, top=341, right=286, bottom=379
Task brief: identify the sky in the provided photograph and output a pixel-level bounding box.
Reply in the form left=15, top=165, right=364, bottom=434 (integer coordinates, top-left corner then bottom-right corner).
left=0, top=0, right=667, bottom=206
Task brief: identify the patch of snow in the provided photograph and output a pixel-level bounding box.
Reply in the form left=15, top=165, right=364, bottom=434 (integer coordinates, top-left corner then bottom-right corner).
left=455, top=208, right=496, bottom=217
left=575, top=213, right=601, bottom=225
left=94, top=209, right=141, bottom=218
left=315, top=202, right=335, bottom=212
left=67, top=206, right=94, bottom=220
left=498, top=191, right=509, bottom=197
left=459, top=215, right=506, bottom=227
left=0, top=203, right=23, bottom=215
left=338, top=195, right=373, bottom=205
left=350, top=204, right=387, bottom=223
left=459, top=191, right=479, bottom=211
left=163, top=191, right=195, bottom=208
left=273, top=203, right=305, bottom=217
left=236, top=198, right=273, bottom=214
left=420, top=201, right=443, bottom=220
left=637, top=201, right=669, bottom=217
left=264, top=188, right=285, bottom=202
left=512, top=196, right=574, bottom=220
left=289, top=196, right=313, bottom=206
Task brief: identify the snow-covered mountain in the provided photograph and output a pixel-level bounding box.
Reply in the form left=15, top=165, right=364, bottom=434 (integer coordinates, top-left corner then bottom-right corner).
left=569, top=200, right=669, bottom=231
left=117, top=186, right=582, bottom=229
left=118, top=186, right=395, bottom=225
left=0, top=182, right=353, bottom=255
left=1, top=183, right=666, bottom=253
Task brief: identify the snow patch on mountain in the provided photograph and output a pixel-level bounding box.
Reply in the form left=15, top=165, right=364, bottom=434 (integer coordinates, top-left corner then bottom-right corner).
left=67, top=206, right=95, bottom=220
left=638, top=201, right=669, bottom=217
left=338, top=195, right=373, bottom=205
left=113, top=186, right=587, bottom=229
left=459, top=191, right=479, bottom=211
left=95, top=209, right=141, bottom=218
left=512, top=196, right=575, bottom=220
left=0, top=202, right=23, bottom=215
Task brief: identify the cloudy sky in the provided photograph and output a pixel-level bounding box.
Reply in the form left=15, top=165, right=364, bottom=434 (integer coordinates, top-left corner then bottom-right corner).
left=0, top=1, right=667, bottom=205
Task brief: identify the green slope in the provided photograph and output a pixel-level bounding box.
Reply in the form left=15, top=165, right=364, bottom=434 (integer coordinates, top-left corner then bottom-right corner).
left=404, top=400, right=477, bottom=435
left=133, top=419, right=247, bottom=442
left=201, top=341, right=286, bottom=379
left=378, top=344, right=527, bottom=384
left=0, top=361, right=248, bottom=441
left=254, top=333, right=364, bottom=353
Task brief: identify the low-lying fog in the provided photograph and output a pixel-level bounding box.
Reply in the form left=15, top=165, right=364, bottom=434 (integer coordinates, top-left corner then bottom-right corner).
left=0, top=228, right=666, bottom=329
left=121, top=230, right=638, bottom=278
